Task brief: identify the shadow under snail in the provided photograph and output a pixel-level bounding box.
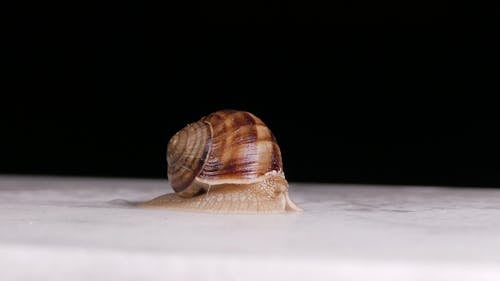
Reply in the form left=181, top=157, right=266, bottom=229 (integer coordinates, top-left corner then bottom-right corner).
left=139, top=109, right=302, bottom=213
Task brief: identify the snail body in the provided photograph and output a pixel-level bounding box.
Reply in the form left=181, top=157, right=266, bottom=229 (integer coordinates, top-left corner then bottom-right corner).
left=140, top=110, right=301, bottom=213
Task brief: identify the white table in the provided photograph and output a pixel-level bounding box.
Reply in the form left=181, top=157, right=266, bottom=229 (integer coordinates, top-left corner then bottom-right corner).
left=1, top=175, right=500, bottom=281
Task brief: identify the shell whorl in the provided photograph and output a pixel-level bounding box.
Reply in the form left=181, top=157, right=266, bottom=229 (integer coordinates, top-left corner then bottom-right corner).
left=197, top=110, right=283, bottom=184
left=166, top=110, right=284, bottom=197
left=167, top=120, right=211, bottom=194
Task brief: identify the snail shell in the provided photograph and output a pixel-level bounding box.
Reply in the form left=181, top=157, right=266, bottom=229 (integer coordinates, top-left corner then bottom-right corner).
left=140, top=109, right=301, bottom=213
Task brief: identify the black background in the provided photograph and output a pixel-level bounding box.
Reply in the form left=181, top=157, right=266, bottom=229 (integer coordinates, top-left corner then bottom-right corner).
left=4, top=1, right=499, bottom=187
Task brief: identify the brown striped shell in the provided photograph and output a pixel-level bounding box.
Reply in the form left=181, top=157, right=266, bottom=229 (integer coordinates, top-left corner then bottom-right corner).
left=167, top=110, right=284, bottom=198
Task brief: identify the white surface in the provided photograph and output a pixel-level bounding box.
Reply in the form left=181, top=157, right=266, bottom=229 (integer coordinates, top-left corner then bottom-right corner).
left=1, top=175, right=500, bottom=281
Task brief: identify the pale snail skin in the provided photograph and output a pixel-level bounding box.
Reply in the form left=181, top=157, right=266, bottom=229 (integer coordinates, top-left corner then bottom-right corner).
left=139, top=109, right=302, bottom=213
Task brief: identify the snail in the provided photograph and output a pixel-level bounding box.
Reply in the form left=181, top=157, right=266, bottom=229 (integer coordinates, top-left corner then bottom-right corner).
left=139, top=109, right=302, bottom=213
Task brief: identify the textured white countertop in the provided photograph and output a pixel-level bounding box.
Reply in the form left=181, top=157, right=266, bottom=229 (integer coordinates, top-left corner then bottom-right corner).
left=1, top=175, right=500, bottom=281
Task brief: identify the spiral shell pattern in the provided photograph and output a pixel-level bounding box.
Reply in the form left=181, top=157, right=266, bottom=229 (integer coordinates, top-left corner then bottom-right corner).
left=167, top=121, right=211, bottom=193
left=166, top=110, right=283, bottom=196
